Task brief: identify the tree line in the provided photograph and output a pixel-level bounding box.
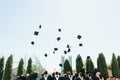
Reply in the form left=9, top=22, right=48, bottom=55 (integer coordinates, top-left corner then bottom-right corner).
left=63, top=53, right=120, bottom=80
left=0, top=55, right=34, bottom=80
left=0, top=53, right=120, bottom=80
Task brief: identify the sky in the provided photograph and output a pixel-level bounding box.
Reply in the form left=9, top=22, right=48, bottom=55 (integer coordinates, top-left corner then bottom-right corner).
left=0, top=0, right=120, bottom=73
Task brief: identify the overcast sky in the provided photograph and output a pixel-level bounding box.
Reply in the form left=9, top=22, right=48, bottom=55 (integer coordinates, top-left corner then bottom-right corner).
left=0, top=0, right=120, bottom=72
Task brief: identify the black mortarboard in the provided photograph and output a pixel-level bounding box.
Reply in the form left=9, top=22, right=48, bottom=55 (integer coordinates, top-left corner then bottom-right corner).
left=79, top=43, right=83, bottom=46
left=77, top=35, right=82, bottom=39
left=87, top=56, right=90, bottom=59
left=64, top=51, right=67, bottom=54
left=58, top=28, right=61, bottom=32
left=31, top=41, right=35, bottom=45
left=67, top=48, right=71, bottom=53
left=57, top=37, right=61, bottom=41
left=59, top=63, right=62, bottom=67
left=54, top=48, right=58, bottom=51
left=34, top=31, right=39, bottom=36
left=44, top=53, right=48, bottom=57
left=39, top=25, right=41, bottom=29
left=66, top=44, right=70, bottom=48
left=53, top=51, right=55, bottom=54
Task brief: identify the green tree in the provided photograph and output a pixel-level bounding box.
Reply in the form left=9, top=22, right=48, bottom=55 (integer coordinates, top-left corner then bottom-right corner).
left=111, top=53, right=119, bottom=78
left=76, top=54, right=83, bottom=73
left=117, top=56, right=120, bottom=69
left=0, top=57, right=4, bottom=80
left=97, top=53, right=108, bottom=78
left=17, top=58, right=24, bottom=76
left=3, top=55, right=13, bottom=80
left=64, top=59, right=72, bottom=74
left=117, top=56, right=120, bottom=78
left=86, top=57, right=94, bottom=77
left=26, top=58, right=32, bottom=74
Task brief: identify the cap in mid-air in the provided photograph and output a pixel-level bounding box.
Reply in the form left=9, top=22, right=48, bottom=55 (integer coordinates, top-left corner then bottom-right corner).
left=31, top=41, right=35, bottom=45
left=39, top=25, right=42, bottom=29
left=64, top=51, right=67, bottom=54
left=54, top=48, right=58, bottom=51
left=58, top=28, right=61, bottom=32
left=57, top=37, right=61, bottom=41
left=59, top=63, right=62, bottom=67
left=34, top=31, right=39, bottom=36
left=77, top=35, right=82, bottom=39
left=79, top=43, right=83, bottom=46
left=44, top=53, right=48, bottom=57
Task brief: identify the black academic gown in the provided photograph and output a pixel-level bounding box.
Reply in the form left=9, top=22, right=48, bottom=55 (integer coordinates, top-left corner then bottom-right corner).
left=64, top=76, right=70, bottom=80
left=51, top=76, right=56, bottom=80
left=24, top=77, right=31, bottom=80
left=93, top=76, right=100, bottom=80
left=72, top=76, right=77, bottom=80
left=40, top=76, right=45, bottom=80
left=75, top=77, right=81, bottom=80
left=58, top=76, right=64, bottom=80
left=85, top=77, right=90, bottom=80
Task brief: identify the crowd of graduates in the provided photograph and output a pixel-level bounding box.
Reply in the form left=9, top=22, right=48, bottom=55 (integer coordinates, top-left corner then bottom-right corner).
left=16, top=72, right=38, bottom=80
left=16, top=68, right=104, bottom=80
left=39, top=69, right=102, bottom=80
left=15, top=70, right=102, bottom=80
left=40, top=71, right=102, bottom=80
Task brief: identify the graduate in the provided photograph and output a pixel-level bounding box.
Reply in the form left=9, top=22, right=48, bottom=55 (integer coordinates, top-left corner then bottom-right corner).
left=76, top=72, right=84, bottom=80
left=93, top=72, right=101, bottom=80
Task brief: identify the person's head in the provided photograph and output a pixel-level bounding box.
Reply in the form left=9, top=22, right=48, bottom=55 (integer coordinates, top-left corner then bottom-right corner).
left=86, top=72, right=90, bottom=76
left=44, top=71, right=48, bottom=75
left=26, top=73, right=30, bottom=78
left=56, top=71, right=59, bottom=75
left=52, top=72, right=55, bottom=77
left=58, top=72, right=61, bottom=76
left=68, top=71, right=71, bottom=75
left=78, top=72, right=82, bottom=76
left=64, top=73, right=67, bottom=77
left=96, top=72, right=101, bottom=77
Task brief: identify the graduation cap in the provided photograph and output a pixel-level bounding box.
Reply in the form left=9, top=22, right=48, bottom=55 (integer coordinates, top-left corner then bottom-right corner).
left=34, top=31, right=39, bottom=36
left=39, top=25, right=41, bottom=29
left=31, top=41, right=35, bottom=45
left=58, top=28, right=61, bottom=32
left=57, top=37, right=61, bottom=41
left=59, top=63, right=62, bottom=67
left=67, top=48, right=71, bottom=53
left=44, top=53, right=48, bottom=57
left=54, top=48, right=58, bottom=51
left=77, top=35, right=82, bottom=39
left=66, top=44, right=70, bottom=48
left=53, top=51, right=55, bottom=54
left=87, top=56, right=90, bottom=59
left=64, top=51, right=67, bottom=54
left=79, top=43, right=83, bottom=46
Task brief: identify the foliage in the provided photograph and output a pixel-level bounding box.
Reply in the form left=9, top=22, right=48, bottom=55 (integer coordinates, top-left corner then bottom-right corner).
left=86, top=57, right=94, bottom=77
left=97, top=53, right=108, bottom=78
left=64, top=59, right=72, bottom=74
left=3, top=55, right=13, bottom=80
left=76, top=54, right=83, bottom=73
left=17, top=58, right=24, bottom=76
left=0, top=57, right=4, bottom=80
left=117, top=56, right=120, bottom=70
left=26, top=58, right=32, bottom=74
left=111, top=53, right=119, bottom=78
